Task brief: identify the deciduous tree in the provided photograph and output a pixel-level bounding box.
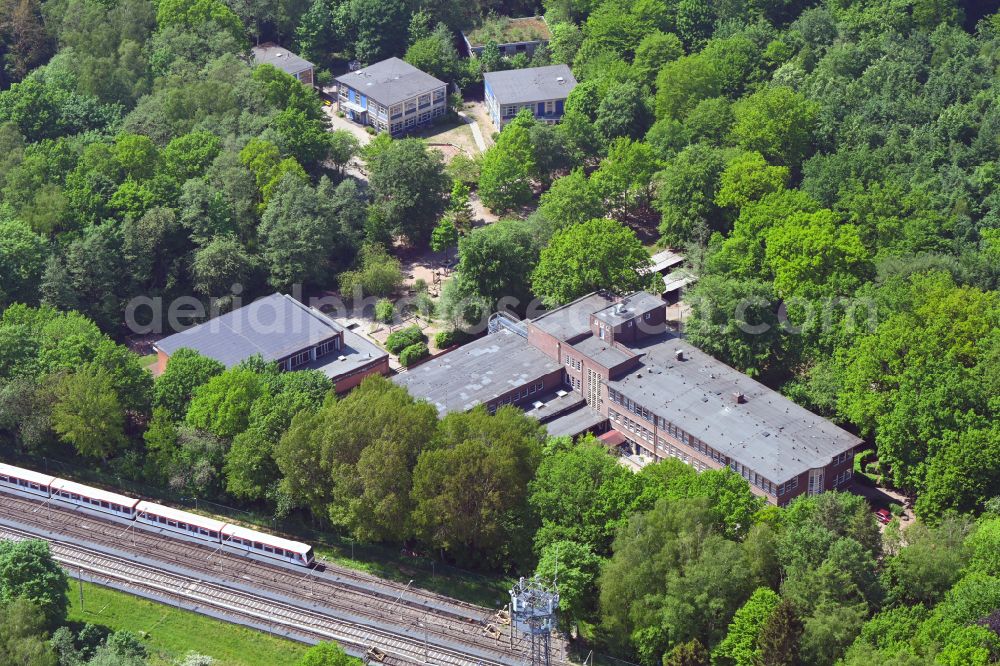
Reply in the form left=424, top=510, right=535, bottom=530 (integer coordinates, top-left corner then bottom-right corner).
left=0, top=539, right=69, bottom=629
left=51, top=364, right=127, bottom=459
left=532, top=218, right=653, bottom=306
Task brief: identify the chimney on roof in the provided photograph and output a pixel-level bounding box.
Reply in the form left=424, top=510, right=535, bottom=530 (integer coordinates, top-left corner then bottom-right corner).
left=733, top=392, right=746, bottom=404
left=674, top=349, right=684, bottom=361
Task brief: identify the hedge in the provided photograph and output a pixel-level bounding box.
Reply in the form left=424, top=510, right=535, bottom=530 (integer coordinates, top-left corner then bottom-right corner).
left=386, top=326, right=425, bottom=354
left=399, top=342, right=429, bottom=367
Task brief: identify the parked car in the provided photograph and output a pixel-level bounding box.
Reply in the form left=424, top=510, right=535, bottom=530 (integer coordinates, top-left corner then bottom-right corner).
left=875, top=508, right=892, bottom=524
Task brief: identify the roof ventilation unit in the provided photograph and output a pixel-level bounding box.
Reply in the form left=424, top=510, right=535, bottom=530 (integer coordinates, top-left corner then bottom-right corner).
left=733, top=392, right=746, bottom=404
left=674, top=349, right=685, bottom=361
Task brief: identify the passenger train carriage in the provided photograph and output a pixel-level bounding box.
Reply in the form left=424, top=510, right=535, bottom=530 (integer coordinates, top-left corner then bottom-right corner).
left=222, top=524, right=314, bottom=566
left=0, top=463, right=55, bottom=498
left=50, top=478, right=139, bottom=519
left=0, top=462, right=314, bottom=567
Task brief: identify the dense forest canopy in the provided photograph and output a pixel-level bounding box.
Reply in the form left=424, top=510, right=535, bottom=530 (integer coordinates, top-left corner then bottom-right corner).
left=1, top=0, right=1000, bottom=664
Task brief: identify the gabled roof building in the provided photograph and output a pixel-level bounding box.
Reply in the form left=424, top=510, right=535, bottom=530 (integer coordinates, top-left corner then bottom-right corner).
left=394, top=292, right=861, bottom=505
left=153, top=293, right=388, bottom=392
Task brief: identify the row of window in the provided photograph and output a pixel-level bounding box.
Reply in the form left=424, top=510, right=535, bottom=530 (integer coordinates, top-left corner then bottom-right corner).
left=776, top=477, right=799, bottom=497
left=833, top=450, right=852, bottom=465
left=54, top=491, right=132, bottom=514
left=608, top=388, right=652, bottom=423
left=564, top=356, right=582, bottom=371
left=225, top=536, right=297, bottom=558
left=611, top=388, right=730, bottom=465
left=569, top=375, right=581, bottom=391
left=390, top=90, right=446, bottom=118
left=389, top=107, right=444, bottom=134
left=286, top=337, right=342, bottom=371
left=500, top=101, right=557, bottom=118
left=1, top=475, right=45, bottom=492
left=610, top=409, right=653, bottom=443
left=488, top=381, right=545, bottom=412
left=316, top=338, right=339, bottom=357
left=288, top=349, right=312, bottom=369
left=143, top=513, right=219, bottom=539
left=730, top=461, right=774, bottom=495
left=832, top=469, right=852, bottom=487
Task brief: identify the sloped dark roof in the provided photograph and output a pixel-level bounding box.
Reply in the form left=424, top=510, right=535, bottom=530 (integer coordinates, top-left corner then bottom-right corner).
left=335, top=58, right=446, bottom=106
left=252, top=43, right=313, bottom=76
left=484, top=64, right=576, bottom=105
left=154, top=294, right=341, bottom=368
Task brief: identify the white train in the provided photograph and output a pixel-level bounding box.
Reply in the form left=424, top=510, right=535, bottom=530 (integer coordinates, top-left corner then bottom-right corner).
left=0, top=462, right=314, bottom=567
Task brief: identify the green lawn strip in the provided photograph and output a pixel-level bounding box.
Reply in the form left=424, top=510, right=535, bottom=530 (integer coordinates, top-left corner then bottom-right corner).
left=68, top=581, right=307, bottom=666
left=313, top=543, right=512, bottom=609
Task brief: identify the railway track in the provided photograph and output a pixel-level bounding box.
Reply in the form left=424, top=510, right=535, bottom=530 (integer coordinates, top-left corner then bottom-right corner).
left=0, top=523, right=491, bottom=665
left=0, top=491, right=572, bottom=665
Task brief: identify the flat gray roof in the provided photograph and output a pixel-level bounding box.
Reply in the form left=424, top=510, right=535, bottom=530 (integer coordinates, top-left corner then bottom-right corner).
left=524, top=389, right=585, bottom=423
left=306, top=328, right=387, bottom=380
left=392, top=329, right=560, bottom=416
left=608, top=334, right=862, bottom=482
left=484, top=65, right=576, bottom=105
left=252, top=44, right=313, bottom=76
left=154, top=294, right=341, bottom=368
left=571, top=335, right=633, bottom=369
left=336, top=58, right=445, bottom=106
left=530, top=293, right=614, bottom=342
left=543, top=405, right=606, bottom=438
left=592, top=292, right=664, bottom=326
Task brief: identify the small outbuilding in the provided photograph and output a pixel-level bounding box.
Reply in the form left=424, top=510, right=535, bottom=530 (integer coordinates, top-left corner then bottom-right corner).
left=251, top=43, right=315, bottom=86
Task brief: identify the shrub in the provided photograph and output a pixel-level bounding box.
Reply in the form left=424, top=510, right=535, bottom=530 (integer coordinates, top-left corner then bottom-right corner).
left=399, top=342, right=429, bottom=367
left=415, top=292, right=435, bottom=318
left=434, top=329, right=471, bottom=349
left=854, top=449, right=874, bottom=473
left=375, top=298, right=394, bottom=323
left=435, top=330, right=456, bottom=348
left=365, top=126, right=376, bottom=135
left=338, top=244, right=403, bottom=298
left=386, top=325, right=426, bottom=354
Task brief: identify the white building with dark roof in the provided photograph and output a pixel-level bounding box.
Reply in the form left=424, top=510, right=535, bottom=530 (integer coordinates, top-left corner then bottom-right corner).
left=484, top=64, right=576, bottom=129
left=152, top=293, right=388, bottom=392
left=251, top=43, right=315, bottom=86
left=335, top=58, right=447, bottom=136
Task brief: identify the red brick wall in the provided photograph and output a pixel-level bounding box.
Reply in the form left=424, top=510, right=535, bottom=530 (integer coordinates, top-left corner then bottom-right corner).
left=333, top=357, right=390, bottom=393
left=526, top=324, right=564, bottom=362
